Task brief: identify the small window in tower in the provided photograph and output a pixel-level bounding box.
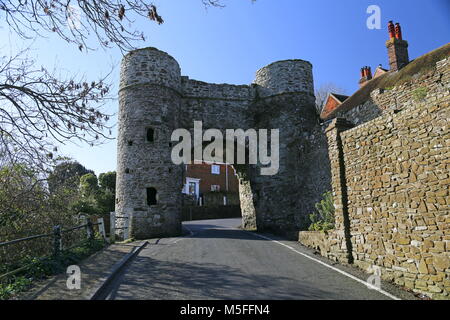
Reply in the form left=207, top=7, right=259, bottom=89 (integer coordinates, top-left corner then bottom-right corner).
left=128, top=140, right=133, bottom=146
left=147, top=187, right=157, bottom=206
left=146, top=128, right=155, bottom=142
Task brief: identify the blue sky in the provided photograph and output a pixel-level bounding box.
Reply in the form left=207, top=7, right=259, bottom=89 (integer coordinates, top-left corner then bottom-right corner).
left=1, top=0, right=449, bottom=175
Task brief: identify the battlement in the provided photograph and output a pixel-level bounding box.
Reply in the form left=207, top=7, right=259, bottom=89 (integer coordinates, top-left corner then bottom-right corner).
left=120, top=47, right=314, bottom=102
left=181, top=77, right=255, bottom=101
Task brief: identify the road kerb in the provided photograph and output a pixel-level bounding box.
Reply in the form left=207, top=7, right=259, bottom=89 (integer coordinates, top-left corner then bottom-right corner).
left=89, top=240, right=149, bottom=300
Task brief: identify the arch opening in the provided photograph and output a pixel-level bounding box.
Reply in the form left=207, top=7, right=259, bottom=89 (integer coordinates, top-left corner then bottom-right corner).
left=180, top=138, right=259, bottom=231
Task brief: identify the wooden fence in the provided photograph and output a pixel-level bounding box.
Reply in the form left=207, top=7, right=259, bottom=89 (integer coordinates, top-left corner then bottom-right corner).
left=0, top=217, right=106, bottom=282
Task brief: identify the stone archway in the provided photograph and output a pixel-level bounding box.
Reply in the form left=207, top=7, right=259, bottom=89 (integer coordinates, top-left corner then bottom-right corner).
left=182, top=137, right=259, bottom=232
left=115, top=47, right=330, bottom=240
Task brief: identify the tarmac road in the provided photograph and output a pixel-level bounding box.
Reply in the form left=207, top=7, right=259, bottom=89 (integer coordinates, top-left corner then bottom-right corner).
left=102, top=218, right=404, bottom=300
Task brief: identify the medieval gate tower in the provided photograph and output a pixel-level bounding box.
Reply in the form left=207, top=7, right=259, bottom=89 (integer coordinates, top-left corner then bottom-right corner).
left=116, top=47, right=330, bottom=239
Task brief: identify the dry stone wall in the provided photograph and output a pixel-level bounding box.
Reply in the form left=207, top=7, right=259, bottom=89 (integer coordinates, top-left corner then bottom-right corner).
left=301, top=96, right=450, bottom=299
left=341, top=97, right=449, bottom=299
left=300, top=57, right=450, bottom=299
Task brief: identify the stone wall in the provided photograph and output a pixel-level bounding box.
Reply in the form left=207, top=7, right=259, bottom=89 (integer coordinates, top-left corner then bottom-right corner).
left=298, top=230, right=347, bottom=262
left=342, top=97, right=449, bottom=299
left=182, top=205, right=241, bottom=222
left=300, top=57, right=449, bottom=299
left=301, top=95, right=450, bottom=299
left=294, top=125, right=332, bottom=229
left=202, top=191, right=240, bottom=207
left=299, top=118, right=355, bottom=264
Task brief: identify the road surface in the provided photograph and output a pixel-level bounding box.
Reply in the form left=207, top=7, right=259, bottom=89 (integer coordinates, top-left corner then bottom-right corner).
left=103, top=218, right=399, bottom=300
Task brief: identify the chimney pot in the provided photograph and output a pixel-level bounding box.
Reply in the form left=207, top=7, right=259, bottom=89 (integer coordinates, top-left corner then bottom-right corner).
left=359, top=66, right=373, bottom=87
left=388, top=21, right=395, bottom=39
left=395, top=23, right=402, bottom=40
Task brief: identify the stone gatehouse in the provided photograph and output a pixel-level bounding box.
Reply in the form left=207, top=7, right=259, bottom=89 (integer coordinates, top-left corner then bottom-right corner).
left=115, top=47, right=331, bottom=239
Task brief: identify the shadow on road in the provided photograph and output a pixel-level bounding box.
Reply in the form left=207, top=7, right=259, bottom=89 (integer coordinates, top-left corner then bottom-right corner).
left=182, top=224, right=267, bottom=241
left=106, top=254, right=339, bottom=300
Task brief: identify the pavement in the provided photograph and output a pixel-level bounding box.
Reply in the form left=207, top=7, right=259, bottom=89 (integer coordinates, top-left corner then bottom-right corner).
left=98, top=218, right=417, bottom=300
left=20, top=242, right=140, bottom=300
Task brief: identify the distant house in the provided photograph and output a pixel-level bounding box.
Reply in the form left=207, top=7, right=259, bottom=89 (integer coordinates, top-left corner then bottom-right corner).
left=182, top=162, right=239, bottom=203
left=320, top=93, right=349, bottom=121
left=373, top=64, right=389, bottom=79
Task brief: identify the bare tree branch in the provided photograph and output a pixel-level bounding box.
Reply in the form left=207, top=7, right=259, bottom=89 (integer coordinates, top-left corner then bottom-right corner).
left=0, top=0, right=230, bottom=52
left=0, top=51, right=113, bottom=170
left=0, top=0, right=241, bottom=169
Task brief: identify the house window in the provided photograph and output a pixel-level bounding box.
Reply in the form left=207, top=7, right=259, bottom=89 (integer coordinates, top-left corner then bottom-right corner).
left=188, top=182, right=197, bottom=196
left=211, top=165, right=220, bottom=175
left=211, top=185, right=220, bottom=192
left=146, top=187, right=157, bottom=206
left=185, top=178, right=200, bottom=199
left=146, top=128, right=155, bottom=142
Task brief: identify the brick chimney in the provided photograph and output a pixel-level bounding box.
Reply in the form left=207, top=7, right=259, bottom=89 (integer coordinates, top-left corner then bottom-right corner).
left=386, top=21, right=409, bottom=71
left=359, top=66, right=373, bottom=88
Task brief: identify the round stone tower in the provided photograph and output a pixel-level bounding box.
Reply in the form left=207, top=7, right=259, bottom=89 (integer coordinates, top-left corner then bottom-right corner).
left=251, top=59, right=318, bottom=232
left=254, top=59, right=314, bottom=98
left=116, top=47, right=183, bottom=239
